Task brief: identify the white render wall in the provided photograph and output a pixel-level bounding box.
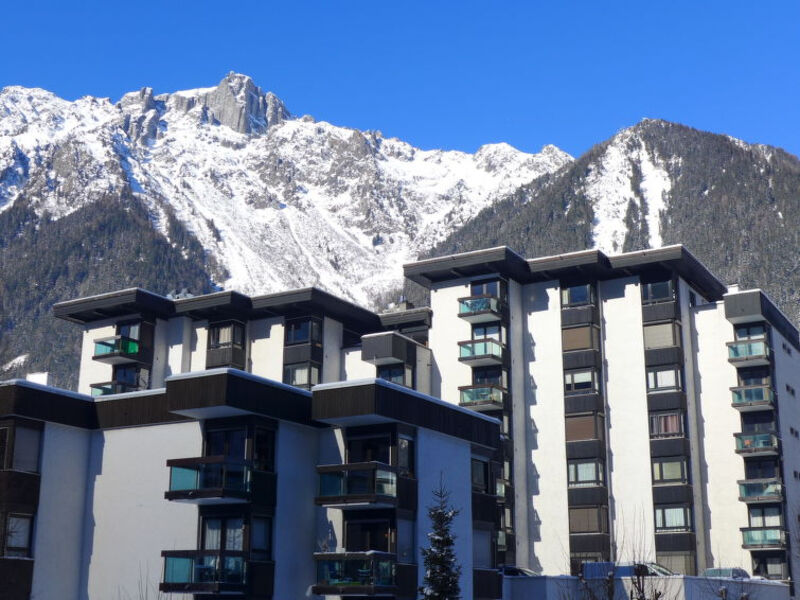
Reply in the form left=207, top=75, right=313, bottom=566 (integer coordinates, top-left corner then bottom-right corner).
left=248, top=316, right=284, bottom=380
left=189, top=320, right=208, bottom=372
left=522, top=280, right=570, bottom=574
left=689, top=297, right=749, bottom=571
left=322, top=317, right=343, bottom=383
left=164, top=316, right=192, bottom=380
left=273, top=420, right=320, bottom=599
left=80, top=421, right=201, bottom=600
left=342, top=346, right=376, bottom=381
left=428, top=280, right=473, bottom=404
left=77, top=321, right=116, bottom=395
left=31, top=423, right=92, bottom=600
left=600, top=277, right=656, bottom=560
left=415, top=427, right=474, bottom=600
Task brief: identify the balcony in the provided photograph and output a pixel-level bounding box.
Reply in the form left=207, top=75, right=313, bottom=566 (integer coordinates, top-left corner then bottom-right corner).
left=458, top=339, right=505, bottom=366
left=313, top=552, right=398, bottom=596
left=738, top=479, right=783, bottom=503
left=458, top=385, right=507, bottom=412
left=458, top=296, right=502, bottom=323
left=727, top=340, right=771, bottom=366
left=160, top=550, right=274, bottom=594
left=164, top=457, right=275, bottom=505
left=89, top=381, right=140, bottom=397
left=741, top=527, right=787, bottom=549
left=92, top=335, right=150, bottom=364
left=731, top=385, right=775, bottom=411
left=734, top=433, right=780, bottom=456
left=316, top=462, right=398, bottom=508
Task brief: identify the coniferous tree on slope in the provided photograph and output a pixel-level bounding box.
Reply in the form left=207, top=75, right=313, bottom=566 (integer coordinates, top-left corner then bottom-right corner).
left=419, top=478, right=462, bottom=600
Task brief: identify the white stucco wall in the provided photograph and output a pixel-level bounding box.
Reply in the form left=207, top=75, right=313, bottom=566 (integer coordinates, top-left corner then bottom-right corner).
left=249, top=316, right=284, bottom=380
left=415, top=428, right=473, bottom=600
left=415, top=345, right=432, bottom=396
left=150, top=317, right=169, bottom=388
left=600, top=276, right=655, bottom=560
left=81, top=422, right=201, bottom=600
left=523, top=280, right=570, bottom=574
left=164, top=316, right=192, bottom=379
left=428, top=280, right=476, bottom=405
left=322, top=317, right=343, bottom=384
left=273, top=421, right=320, bottom=599
left=77, top=321, right=117, bottom=394
left=690, top=297, right=749, bottom=571
left=189, top=320, right=208, bottom=372
left=342, top=346, right=376, bottom=381
left=31, top=423, right=92, bottom=600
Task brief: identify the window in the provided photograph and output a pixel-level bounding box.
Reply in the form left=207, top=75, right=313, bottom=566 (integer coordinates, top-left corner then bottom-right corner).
left=565, top=414, right=603, bottom=442
left=118, top=321, right=141, bottom=340
left=250, top=516, right=272, bottom=561
left=346, top=519, right=390, bottom=552
left=285, top=318, right=322, bottom=345
left=641, top=280, right=674, bottom=304
left=5, top=514, right=33, bottom=557
left=471, top=458, right=489, bottom=493
left=657, top=551, right=696, bottom=575
left=562, top=326, right=599, bottom=352
left=471, top=279, right=503, bottom=299
left=473, top=366, right=506, bottom=388
left=472, top=323, right=503, bottom=342
left=283, top=362, right=320, bottom=389
left=736, top=323, right=767, bottom=341
left=654, top=505, right=691, bottom=531
left=652, top=457, right=688, bottom=484
left=647, top=367, right=681, bottom=392
left=745, top=458, right=778, bottom=480
left=473, top=528, right=493, bottom=568
left=208, top=322, right=245, bottom=349
left=753, top=554, right=786, bottom=579
left=561, top=284, right=594, bottom=307
left=202, top=516, right=244, bottom=551
left=253, top=428, right=275, bottom=472
left=564, top=369, right=597, bottom=395
left=347, top=435, right=390, bottom=464
left=206, top=428, right=247, bottom=459
left=649, top=411, right=684, bottom=438
left=0, top=428, right=6, bottom=470
left=741, top=411, right=776, bottom=434
left=643, top=323, right=681, bottom=349
left=397, top=438, right=415, bottom=477
left=12, top=426, right=41, bottom=473
left=397, top=518, right=415, bottom=564
left=569, top=506, right=608, bottom=533
left=113, top=364, right=150, bottom=389
left=377, top=364, right=413, bottom=388
left=567, top=460, right=604, bottom=487
left=749, top=505, right=782, bottom=528
left=738, top=367, right=771, bottom=387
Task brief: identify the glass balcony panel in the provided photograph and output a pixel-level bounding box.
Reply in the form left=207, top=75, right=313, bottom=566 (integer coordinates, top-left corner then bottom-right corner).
left=459, top=340, right=503, bottom=359
left=163, top=553, right=245, bottom=585
left=738, top=480, right=782, bottom=499
left=164, top=556, right=194, bottom=584
left=317, top=465, right=397, bottom=499
left=375, top=469, right=397, bottom=496
left=736, top=433, right=778, bottom=451
left=90, top=382, right=139, bottom=397
left=728, top=341, right=769, bottom=359
left=316, top=555, right=395, bottom=588
left=167, top=461, right=250, bottom=493
left=319, top=472, right=344, bottom=497
left=458, top=297, right=499, bottom=315
left=93, top=336, right=140, bottom=356
left=732, top=386, right=774, bottom=405
left=460, top=386, right=504, bottom=406
left=742, top=528, right=784, bottom=546
left=170, top=467, right=200, bottom=491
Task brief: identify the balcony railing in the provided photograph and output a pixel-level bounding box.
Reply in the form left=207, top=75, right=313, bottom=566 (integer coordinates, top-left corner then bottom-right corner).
left=738, top=479, right=783, bottom=503
left=727, top=340, right=770, bottom=364
left=735, top=433, right=779, bottom=455
left=94, top=335, right=140, bottom=357
left=316, top=462, right=397, bottom=506
left=731, top=385, right=775, bottom=410
left=458, top=339, right=504, bottom=365
left=161, top=550, right=246, bottom=589
left=457, top=296, right=502, bottom=322
left=313, top=552, right=396, bottom=595
left=89, top=381, right=140, bottom=397
left=458, top=385, right=506, bottom=411
left=741, top=527, right=786, bottom=548
left=165, top=456, right=258, bottom=503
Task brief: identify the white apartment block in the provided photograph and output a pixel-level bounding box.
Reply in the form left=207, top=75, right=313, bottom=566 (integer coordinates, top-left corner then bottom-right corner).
left=0, top=244, right=797, bottom=600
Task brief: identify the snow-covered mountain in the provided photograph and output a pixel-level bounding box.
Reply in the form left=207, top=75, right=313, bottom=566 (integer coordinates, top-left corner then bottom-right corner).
left=0, top=72, right=571, bottom=305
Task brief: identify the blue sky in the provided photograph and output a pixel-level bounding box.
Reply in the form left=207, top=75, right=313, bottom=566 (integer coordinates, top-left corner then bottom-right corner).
left=2, top=1, right=798, bottom=158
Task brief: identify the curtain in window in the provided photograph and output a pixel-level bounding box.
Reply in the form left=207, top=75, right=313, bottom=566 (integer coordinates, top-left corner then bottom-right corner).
left=203, top=519, right=221, bottom=550
left=576, top=462, right=596, bottom=482
left=226, top=518, right=244, bottom=551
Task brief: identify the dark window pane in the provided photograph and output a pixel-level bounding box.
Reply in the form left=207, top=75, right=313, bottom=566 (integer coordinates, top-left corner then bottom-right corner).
left=471, top=459, right=488, bottom=493
left=254, top=429, right=275, bottom=471
left=398, top=438, right=414, bottom=476
left=348, top=436, right=391, bottom=464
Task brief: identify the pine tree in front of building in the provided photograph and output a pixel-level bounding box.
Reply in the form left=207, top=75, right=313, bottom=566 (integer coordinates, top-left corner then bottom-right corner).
left=419, top=479, right=462, bottom=600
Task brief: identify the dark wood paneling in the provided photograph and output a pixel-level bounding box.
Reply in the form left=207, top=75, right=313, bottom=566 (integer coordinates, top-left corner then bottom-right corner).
left=654, top=531, right=696, bottom=552
left=650, top=437, right=691, bottom=457
left=472, top=492, right=499, bottom=525
left=645, top=346, right=684, bottom=367
left=569, top=532, right=611, bottom=553
left=283, top=342, right=323, bottom=365
left=647, top=392, right=686, bottom=411
left=247, top=561, right=275, bottom=598
left=0, top=557, right=34, bottom=600
left=206, top=346, right=246, bottom=370
left=398, top=476, right=418, bottom=512
left=0, top=471, right=39, bottom=512
left=0, top=384, right=97, bottom=429
left=566, top=439, right=605, bottom=460
left=642, top=301, right=680, bottom=323
left=473, top=568, right=502, bottom=600
left=561, top=305, right=600, bottom=326
left=652, top=484, right=693, bottom=504
left=563, top=350, right=602, bottom=370
left=396, top=563, right=419, bottom=599
left=568, top=486, right=608, bottom=506
left=565, top=393, right=604, bottom=414
left=96, top=391, right=188, bottom=429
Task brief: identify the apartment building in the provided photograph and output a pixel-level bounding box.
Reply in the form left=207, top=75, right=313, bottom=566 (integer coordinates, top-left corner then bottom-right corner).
left=0, top=244, right=798, bottom=599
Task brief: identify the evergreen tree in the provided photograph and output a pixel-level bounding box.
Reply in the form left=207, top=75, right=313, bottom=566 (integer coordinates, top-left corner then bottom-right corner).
left=419, top=478, right=462, bottom=600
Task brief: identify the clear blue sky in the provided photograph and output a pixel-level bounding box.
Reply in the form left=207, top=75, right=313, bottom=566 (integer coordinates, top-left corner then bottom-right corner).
left=2, top=1, right=798, bottom=158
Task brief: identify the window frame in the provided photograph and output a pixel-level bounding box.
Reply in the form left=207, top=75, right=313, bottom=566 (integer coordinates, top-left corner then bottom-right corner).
left=561, top=284, right=595, bottom=308
left=565, top=413, right=605, bottom=442
left=284, top=317, right=323, bottom=346
left=648, top=411, right=685, bottom=439
left=208, top=321, right=245, bottom=350
left=471, top=458, right=490, bottom=494
left=4, top=513, right=34, bottom=558
left=646, top=366, right=682, bottom=392
left=567, top=459, right=605, bottom=488
left=282, top=361, right=321, bottom=389
left=735, top=323, right=768, bottom=341
left=561, top=325, right=600, bottom=352
left=641, top=280, right=675, bottom=304
left=643, top=322, right=682, bottom=350
left=654, top=505, right=692, bottom=532
left=568, top=506, right=609, bottom=534
left=564, top=369, right=599, bottom=396
left=651, top=456, right=689, bottom=484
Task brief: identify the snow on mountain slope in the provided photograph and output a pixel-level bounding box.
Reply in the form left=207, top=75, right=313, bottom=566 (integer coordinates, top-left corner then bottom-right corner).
left=0, top=73, right=572, bottom=306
